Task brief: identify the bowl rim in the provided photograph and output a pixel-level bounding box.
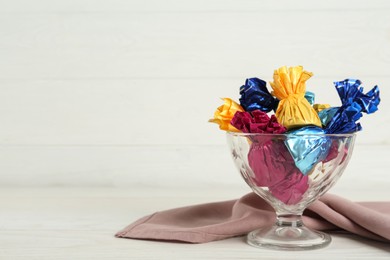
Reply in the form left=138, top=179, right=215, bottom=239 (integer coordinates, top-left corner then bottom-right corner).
left=226, top=131, right=357, bottom=138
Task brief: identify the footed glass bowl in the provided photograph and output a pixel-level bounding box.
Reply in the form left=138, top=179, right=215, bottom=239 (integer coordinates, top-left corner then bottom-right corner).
left=227, top=132, right=356, bottom=250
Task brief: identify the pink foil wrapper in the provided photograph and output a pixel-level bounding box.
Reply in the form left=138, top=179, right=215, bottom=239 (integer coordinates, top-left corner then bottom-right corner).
left=323, top=139, right=349, bottom=164
left=248, top=141, right=309, bottom=205
left=232, top=110, right=306, bottom=205
left=268, top=173, right=309, bottom=205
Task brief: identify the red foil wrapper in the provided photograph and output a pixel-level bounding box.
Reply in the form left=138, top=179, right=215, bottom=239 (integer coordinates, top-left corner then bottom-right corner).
left=230, top=110, right=287, bottom=134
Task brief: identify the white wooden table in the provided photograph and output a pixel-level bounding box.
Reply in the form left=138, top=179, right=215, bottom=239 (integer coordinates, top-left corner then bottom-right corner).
left=1, top=145, right=390, bottom=259
left=1, top=178, right=389, bottom=259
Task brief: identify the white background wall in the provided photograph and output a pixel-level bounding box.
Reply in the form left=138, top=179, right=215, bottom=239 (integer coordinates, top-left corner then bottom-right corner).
left=0, top=0, right=389, bottom=188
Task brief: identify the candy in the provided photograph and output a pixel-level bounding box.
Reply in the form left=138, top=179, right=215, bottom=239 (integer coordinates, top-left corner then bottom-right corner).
left=313, top=103, right=330, bottom=113
left=248, top=142, right=278, bottom=187
left=325, top=79, right=380, bottom=134
left=318, top=107, right=338, bottom=127
left=285, top=126, right=331, bottom=175
left=230, top=110, right=286, bottom=134
left=239, top=78, right=279, bottom=112
left=270, top=66, right=322, bottom=129
left=231, top=110, right=307, bottom=204
left=209, top=98, right=244, bottom=132
left=210, top=67, right=381, bottom=207
left=268, top=173, right=309, bottom=205
left=334, top=79, right=380, bottom=114
left=248, top=140, right=308, bottom=205
left=323, top=139, right=348, bottom=164
left=304, top=91, right=315, bottom=105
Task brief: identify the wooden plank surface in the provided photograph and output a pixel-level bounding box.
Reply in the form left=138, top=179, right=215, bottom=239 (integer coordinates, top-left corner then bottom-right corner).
left=0, top=0, right=388, bottom=146
left=0, top=78, right=388, bottom=145
left=0, top=145, right=388, bottom=195
left=0, top=9, right=389, bottom=79
left=1, top=0, right=390, bottom=13
left=0, top=187, right=389, bottom=260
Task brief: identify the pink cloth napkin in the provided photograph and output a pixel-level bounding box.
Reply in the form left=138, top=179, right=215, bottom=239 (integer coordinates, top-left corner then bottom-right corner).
left=115, top=193, right=390, bottom=243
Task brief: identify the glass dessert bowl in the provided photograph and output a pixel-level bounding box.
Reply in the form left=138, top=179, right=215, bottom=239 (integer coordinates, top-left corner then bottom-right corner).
left=227, top=132, right=356, bottom=250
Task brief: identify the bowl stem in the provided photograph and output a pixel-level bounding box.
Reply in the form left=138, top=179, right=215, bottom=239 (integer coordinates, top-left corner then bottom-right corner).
left=246, top=211, right=331, bottom=250
left=276, top=213, right=303, bottom=228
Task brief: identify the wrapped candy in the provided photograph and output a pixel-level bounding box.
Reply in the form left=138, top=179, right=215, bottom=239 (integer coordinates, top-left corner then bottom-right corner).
left=334, top=79, right=380, bottom=114
left=239, top=78, right=279, bottom=112
left=249, top=142, right=284, bottom=187
left=323, top=139, right=348, bottom=164
left=325, top=103, right=363, bottom=133
left=285, top=126, right=331, bottom=175
left=208, top=67, right=384, bottom=207
left=270, top=66, right=322, bottom=129
left=324, top=79, right=380, bottom=134
left=209, top=98, right=244, bottom=132
left=230, top=110, right=286, bottom=134
left=304, top=91, right=315, bottom=105
left=318, top=107, right=338, bottom=127
left=268, top=173, right=309, bottom=205
left=249, top=141, right=308, bottom=205
left=313, top=104, right=330, bottom=113
left=231, top=111, right=307, bottom=204
left=209, top=67, right=381, bottom=206
left=285, top=79, right=380, bottom=175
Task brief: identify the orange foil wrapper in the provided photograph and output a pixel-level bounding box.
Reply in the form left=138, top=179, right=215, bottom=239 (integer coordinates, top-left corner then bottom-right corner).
left=270, top=66, right=322, bottom=129
left=209, top=98, right=244, bottom=132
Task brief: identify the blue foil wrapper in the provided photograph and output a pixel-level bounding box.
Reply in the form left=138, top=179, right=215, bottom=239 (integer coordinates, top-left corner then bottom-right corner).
left=239, top=78, right=279, bottom=112
left=325, top=79, right=380, bottom=134
left=318, top=107, right=338, bottom=126
left=325, top=103, right=363, bottom=134
left=304, top=91, right=315, bottom=105
left=285, top=126, right=331, bottom=175
left=335, top=79, right=380, bottom=114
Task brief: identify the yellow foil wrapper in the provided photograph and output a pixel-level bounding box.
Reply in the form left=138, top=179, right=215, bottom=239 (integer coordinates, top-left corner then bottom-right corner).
left=270, top=66, right=322, bottom=129
left=313, top=103, right=331, bottom=113
left=209, top=98, right=244, bottom=132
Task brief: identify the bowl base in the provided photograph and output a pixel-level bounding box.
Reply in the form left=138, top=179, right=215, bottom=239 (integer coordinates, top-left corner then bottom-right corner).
left=247, top=225, right=331, bottom=250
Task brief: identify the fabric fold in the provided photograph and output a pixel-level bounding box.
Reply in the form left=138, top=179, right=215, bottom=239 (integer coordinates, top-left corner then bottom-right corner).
left=115, top=193, right=390, bottom=244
